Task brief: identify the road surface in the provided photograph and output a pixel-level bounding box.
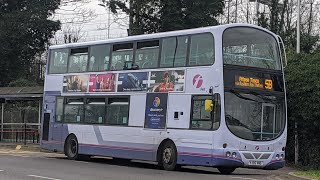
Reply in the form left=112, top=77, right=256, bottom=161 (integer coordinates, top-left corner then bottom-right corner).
left=0, top=149, right=304, bottom=180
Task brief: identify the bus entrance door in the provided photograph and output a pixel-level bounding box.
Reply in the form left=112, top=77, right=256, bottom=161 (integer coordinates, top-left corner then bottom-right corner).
left=261, top=103, right=276, bottom=140
left=45, top=95, right=63, bottom=150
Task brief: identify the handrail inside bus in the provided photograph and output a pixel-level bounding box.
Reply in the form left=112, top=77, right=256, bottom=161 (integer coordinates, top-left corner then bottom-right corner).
left=223, top=53, right=275, bottom=62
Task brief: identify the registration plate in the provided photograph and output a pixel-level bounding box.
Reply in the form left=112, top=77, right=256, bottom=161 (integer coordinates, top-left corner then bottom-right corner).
left=248, top=160, right=263, bottom=166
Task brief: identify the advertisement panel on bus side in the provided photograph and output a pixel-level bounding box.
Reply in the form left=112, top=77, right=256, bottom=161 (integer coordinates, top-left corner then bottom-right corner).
left=149, top=70, right=185, bottom=92
left=61, top=70, right=186, bottom=93
left=144, top=93, right=168, bottom=129
left=88, top=73, right=116, bottom=92
left=117, top=72, right=148, bottom=92
left=63, top=75, right=89, bottom=92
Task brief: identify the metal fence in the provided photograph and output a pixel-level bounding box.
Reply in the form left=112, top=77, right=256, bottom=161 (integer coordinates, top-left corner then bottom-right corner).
left=0, top=123, right=40, bottom=144
left=0, top=101, right=41, bottom=144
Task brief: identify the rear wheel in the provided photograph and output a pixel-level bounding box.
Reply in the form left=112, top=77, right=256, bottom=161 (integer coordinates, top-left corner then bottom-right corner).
left=160, top=141, right=180, bottom=171
left=65, top=135, right=79, bottom=160
left=217, top=167, right=236, bottom=174
left=64, top=135, right=90, bottom=161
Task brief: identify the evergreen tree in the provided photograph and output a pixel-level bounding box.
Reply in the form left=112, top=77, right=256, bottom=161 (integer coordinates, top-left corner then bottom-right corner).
left=0, top=0, right=61, bottom=86
left=101, top=0, right=224, bottom=35
left=159, top=0, right=224, bottom=32
left=285, top=51, right=320, bottom=167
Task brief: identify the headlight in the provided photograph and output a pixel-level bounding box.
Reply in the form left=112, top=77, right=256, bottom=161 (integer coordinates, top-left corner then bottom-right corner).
left=280, top=154, right=284, bottom=159
left=226, top=151, right=231, bottom=157
left=232, top=152, right=237, bottom=158
left=275, top=154, right=280, bottom=160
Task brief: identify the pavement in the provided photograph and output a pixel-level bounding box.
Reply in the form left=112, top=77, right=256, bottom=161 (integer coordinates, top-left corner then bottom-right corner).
left=0, top=142, right=40, bottom=151
left=0, top=143, right=308, bottom=180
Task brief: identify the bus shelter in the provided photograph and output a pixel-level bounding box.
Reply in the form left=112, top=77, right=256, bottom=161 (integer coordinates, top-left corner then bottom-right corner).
left=0, top=86, right=43, bottom=144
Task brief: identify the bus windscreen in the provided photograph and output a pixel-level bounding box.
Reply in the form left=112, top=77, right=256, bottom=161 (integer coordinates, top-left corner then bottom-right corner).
left=223, top=27, right=281, bottom=70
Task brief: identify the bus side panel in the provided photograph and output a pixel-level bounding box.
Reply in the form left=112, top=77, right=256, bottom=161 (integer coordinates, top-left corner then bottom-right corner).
left=177, top=145, right=213, bottom=166
left=41, top=93, right=64, bottom=152
left=41, top=75, right=64, bottom=151
left=166, top=130, right=214, bottom=166
left=166, top=94, right=191, bottom=129
left=128, top=94, right=146, bottom=127
left=68, top=125, right=156, bottom=161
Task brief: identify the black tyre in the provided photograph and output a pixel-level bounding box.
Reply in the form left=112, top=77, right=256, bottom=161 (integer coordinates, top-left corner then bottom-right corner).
left=160, top=141, right=180, bottom=171
left=65, top=135, right=80, bottom=160
left=217, top=167, right=236, bottom=174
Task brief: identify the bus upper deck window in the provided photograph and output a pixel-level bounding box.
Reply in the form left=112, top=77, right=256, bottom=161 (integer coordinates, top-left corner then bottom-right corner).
left=135, top=40, right=159, bottom=69
left=223, top=27, right=281, bottom=70
left=160, top=36, right=188, bottom=68
left=89, top=44, right=111, bottom=72
left=68, top=47, right=89, bottom=73
left=111, top=43, right=133, bottom=71
left=49, top=48, right=68, bottom=74
left=189, top=33, right=214, bottom=66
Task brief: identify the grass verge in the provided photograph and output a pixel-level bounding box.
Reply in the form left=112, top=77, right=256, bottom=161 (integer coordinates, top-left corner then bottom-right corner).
left=295, top=170, right=320, bottom=180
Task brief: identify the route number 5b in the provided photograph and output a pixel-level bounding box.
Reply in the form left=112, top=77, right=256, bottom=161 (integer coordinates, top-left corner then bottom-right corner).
left=265, top=79, right=273, bottom=90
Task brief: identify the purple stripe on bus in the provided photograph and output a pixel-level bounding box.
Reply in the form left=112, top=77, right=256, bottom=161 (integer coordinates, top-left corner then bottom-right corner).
left=42, top=140, right=63, bottom=144
left=79, top=143, right=154, bottom=152
left=42, top=140, right=240, bottom=160
left=178, top=151, right=242, bottom=161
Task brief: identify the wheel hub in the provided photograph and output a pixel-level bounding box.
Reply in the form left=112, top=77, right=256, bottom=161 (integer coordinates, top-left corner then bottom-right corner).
left=70, top=140, right=77, bottom=154
left=163, top=148, right=173, bottom=164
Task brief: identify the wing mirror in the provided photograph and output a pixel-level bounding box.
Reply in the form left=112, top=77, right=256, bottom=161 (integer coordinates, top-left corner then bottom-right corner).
left=205, top=100, right=214, bottom=112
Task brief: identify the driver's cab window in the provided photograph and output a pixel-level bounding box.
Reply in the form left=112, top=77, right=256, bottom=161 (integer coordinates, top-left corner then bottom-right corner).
left=190, top=94, right=221, bottom=130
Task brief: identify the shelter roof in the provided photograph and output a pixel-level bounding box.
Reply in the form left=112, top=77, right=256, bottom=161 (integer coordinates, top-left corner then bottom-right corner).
left=0, top=86, right=43, bottom=100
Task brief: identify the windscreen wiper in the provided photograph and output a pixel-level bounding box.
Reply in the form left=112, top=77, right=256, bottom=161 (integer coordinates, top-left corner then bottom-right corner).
left=225, top=113, right=251, bottom=130
left=229, top=89, right=258, bottom=102
left=249, top=91, right=276, bottom=103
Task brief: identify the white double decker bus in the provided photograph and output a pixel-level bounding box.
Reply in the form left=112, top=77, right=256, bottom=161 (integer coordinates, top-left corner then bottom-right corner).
left=41, top=23, right=287, bottom=174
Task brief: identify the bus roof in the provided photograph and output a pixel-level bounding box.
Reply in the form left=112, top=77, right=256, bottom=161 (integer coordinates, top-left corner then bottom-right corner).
left=49, top=23, right=276, bottom=50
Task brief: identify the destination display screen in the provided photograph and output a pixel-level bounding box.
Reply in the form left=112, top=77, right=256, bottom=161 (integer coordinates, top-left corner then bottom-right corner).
left=224, top=67, right=284, bottom=92
left=235, top=75, right=273, bottom=90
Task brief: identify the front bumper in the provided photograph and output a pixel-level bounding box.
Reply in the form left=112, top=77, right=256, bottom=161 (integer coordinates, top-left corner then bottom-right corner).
left=264, top=160, right=286, bottom=170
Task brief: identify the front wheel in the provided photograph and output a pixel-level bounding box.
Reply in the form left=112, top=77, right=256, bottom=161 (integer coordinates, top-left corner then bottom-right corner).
left=160, top=141, right=180, bottom=171
left=217, top=167, right=236, bottom=174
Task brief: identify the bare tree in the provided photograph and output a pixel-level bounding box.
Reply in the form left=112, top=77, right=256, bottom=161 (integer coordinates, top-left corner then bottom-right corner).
left=97, top=2, right=129, bottom=39
left=51, top=0, right=97, bottom=44
left=219, top=0, right=320, bottom=50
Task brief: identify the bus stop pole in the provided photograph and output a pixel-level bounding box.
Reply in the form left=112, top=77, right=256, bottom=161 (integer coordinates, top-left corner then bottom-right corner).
left=296, top=0, right=301, bottom=54
left=295, top=0, right=300, bottom=165
left=38, top=100, right=41, bottom=143
left=23, top=110, right=26, bottom=145
left=1, top=103, right=4, bottom=141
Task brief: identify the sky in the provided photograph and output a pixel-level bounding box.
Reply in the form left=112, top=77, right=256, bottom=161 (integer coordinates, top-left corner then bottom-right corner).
left=52, top=0, right=129, bottom=44
left=51, top=0, right=320, bottom=45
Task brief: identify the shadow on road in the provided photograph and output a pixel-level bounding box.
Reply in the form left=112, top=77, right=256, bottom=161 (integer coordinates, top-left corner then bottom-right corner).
left=46, top=156, right=265, bottom=176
